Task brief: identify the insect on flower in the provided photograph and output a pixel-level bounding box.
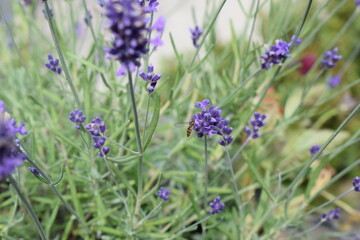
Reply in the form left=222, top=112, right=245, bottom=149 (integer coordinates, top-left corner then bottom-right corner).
left=174, top=118, right=195, bottom=137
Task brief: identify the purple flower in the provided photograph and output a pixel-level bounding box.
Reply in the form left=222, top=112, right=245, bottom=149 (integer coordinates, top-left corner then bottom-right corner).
left=139, top=0, right=159, bottom=13
left=158, top=187, right=170, bottom=201
left=260, top=36, right=301, bottom=70
left=192, top=100, right=233, bottom=145
left=45, top=55, right=62, bottom=75
left=327, top=75, right=341, bottom=88
left=209, top=196, right=225, bottom=214
left=84, top=11, right=93, bottom=26
left=356, top=0, right=360, bottom=7
left=321, top=208, right=340, bottom=221
left=105, top=0, right=149, bottom=76
left=310, top=145, right=321, bottom=156
left=190, top=25, right=203, bottom=48
left=149, top=16, right=166, bottom=47
left=139, top=64, right=162, bottom=93
left=85, top=117, right=106, bottom=136
left=0, top=102, right=27, bottom=179
left=321, top=47, right=342, bottom=69
left=42, top=8, right=53, bottom=19
left=353, top=176, right=360, bottom=192
left=0, top=101, right=8, bottom=112
left=85, top=118, right=110, bottom=157
left=28, top=167, right=40, bottom=175
left=69, top=109, right=86, bottom=129
left=245, top=112, right=267, bottom=139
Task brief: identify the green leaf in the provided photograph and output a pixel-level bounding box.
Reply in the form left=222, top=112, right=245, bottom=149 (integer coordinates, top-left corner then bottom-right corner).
left=107, top=155, right=139, bottom=164
left=143, top=92, right=160, bottom=150
left=52, top=164, right=65, bottom=185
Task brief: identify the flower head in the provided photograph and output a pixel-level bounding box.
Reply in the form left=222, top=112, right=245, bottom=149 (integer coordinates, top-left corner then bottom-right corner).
left=42, top=8, right=53, bottom=19
left=105, top=0, right=149, bottom=76
left=0, top=102, right=27, bottom=180
left=139, top=64, right=162, bottom=93
left=149, top=16, right=166, bottom=47
left=321, top=208, right=340, bottom=221
left=190, top=25, right=203, bottom=48
left=209, top=196, right=225, bottom=214
left=321, top=47, right=342, bottom=69
left=86, top=117, right=110, bottom=157
left=158, top=187, right=170, bottom=201
left=310, top=145, right=321, bottom=156
left=327, top=75, right=341, bottom=88
left=192, top=100, right=233, bottom=145
left=69, top=109, right=86, bottom=129
left=84, top=11, right=93, bottom=26
left=356, top=0, right=360, bottom=7
left=45, top=55, right=62, bottom=75
left=245, top=112, right=267, bottom=139
left=139, top=0, right=159, bottom=13
left=260, top=35, right=301, bottom=70
left=353, top=176, right=360, bottom=192
left=28, top=167, right=40, bottom=175
left=298, top=54, right=316, bottom=75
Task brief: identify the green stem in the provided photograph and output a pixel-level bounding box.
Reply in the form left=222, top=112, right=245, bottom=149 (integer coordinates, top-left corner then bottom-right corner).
left=43, top=1, right=81, bottom=109
left=8, top=175, right=47, bottom=240
left=231, top=136, right=251, bottom=163
left=24, top=156, right=86, bottom=226
left=202, top=135, right=209, bottom=238
left=142, top=94, right=152, bottom=143
left=294, top=220, right=323, bottom=238
left=136, top=201, right=163, bottom=227
left=127, top=71, right=144, bottom=216
left=189, top=0, right=227, bottom=68
left=225, top=147, right=243, bottom=217
left=300, top=188, right=354, bottom=219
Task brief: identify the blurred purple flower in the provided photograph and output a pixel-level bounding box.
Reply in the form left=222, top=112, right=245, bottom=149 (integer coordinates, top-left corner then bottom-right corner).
left=45, top=55, right=62, bottom=75
left=0, top=101, right=27, bottom=180
left=42, top=8, right=53, bottom=19
left=190, top=25, right=203, bottom=48
left=104, top=0, right=149, bottom=76
left=321, top=47, right=342, bottom=69
left=245, top=112, right=267, bottom=139
left=69, top=109, right=86, bottom=129
left=28, top=167, right=40, bottom=175
left=209, top=196, right=225, bottom=214
left=321, top=208, right=340, bottom=221
left=260, top=36, right=301, bottom=70
left=310, top=145, right=321, bottom=156
left=327, top=75, right=341, bottom=88
left=353, top=176, right=360, bottom=192
left=158, top=187, right=170, bottom=201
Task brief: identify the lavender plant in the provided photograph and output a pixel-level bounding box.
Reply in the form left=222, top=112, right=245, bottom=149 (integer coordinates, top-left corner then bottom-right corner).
left=1, top=0, right=360, bottom=239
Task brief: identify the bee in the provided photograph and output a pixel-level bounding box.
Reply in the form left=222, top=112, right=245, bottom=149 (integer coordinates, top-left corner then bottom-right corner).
left=174, top=118, right=195, bottom=137
left=186, top=118, right=195, bottom=137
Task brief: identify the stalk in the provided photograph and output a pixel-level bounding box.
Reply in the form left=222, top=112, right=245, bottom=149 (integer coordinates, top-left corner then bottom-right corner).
left=127, top=71, right=144, bottom=216
left=8, top=175, right=47, bottom=240
left=202, top=135, right=209, bottom=238
left=43, top=1, right=81, bottom=109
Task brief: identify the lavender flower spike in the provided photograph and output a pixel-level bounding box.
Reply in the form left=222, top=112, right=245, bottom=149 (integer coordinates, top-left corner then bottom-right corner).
left=327, top=75, right=341, bottom=88
left=69, top=109, right=86, bottom=129
left=260, top=35, right=301, bottom=70
left=321, top=208, right=340, bottom=221
left=192, top=99, right=233, bottom=146
left=0, top=101, right=27, bottom=180
left=158, top=187, right=170, bottom=201
left=309, top=145, right=321, bottom=156
left=86, top=117, right=110, bottom=157
left=139, top=64, right=162, bottom=93
left=190, top=25, right=203, bottom=48
left=245, top=112, right=267, bottom=139
left=105, top=0, right=149, bottom=76
left=209, top=196, right=225, bottom=214
left=28, top=167, right=40, bottom=175
left=353, top=176, right=360, bottom=192
left=321, top=47, right=342, bottom=69
left=45, top=55, right=62, bottom=75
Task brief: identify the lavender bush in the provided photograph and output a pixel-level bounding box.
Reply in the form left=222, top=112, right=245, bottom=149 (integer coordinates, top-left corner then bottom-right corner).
left=0, top=0, right=359, bottom=239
